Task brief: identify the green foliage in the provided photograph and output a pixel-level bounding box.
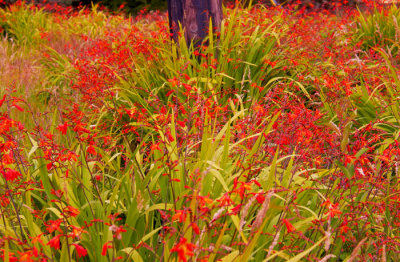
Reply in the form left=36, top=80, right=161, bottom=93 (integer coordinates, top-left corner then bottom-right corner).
left=0, top=3, right=57, bottom=48
left=95, top=0, right=167, bottom=13
left=102, top=6, right=287, bottom=146
left=353, top=4, right=400, bottom=54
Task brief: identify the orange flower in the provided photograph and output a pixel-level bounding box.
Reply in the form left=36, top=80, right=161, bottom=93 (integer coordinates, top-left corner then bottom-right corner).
left=101, top=242, right=113, bottom=256
left=31, top=235, right=44, bottom=247
left=87, top=145, right=97, bottom=155
left=171, top=237, right=196, bottom=262
left=45, top=219, right=63, bottom=233
left=2, top=168, right=21, bottom=181
left=327, top=203, right=342, bottom=218
left=63, top=206, right=80, bottom=217
left=282, top=219, right=295, bottom=233
left=68, top=225, right=87, bottom=239
left=72, top=243, right=88, bottom=258
left=56, top=122, right=68, bottom=135
left=0, top=94, right=6, bottom=107
left=191, top=223, right=200, bottom=235
left=322, top=199, right=342, bottom=218
left=172, top=210, right=186, bottom=223
left=47, top=235, right=61, bottom=250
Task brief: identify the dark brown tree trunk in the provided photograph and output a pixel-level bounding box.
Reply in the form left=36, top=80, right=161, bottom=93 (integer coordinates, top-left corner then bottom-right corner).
left=167, top=0, right=223, bottom=48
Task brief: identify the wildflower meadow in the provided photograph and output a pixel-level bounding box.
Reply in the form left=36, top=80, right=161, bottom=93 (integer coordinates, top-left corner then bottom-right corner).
left=1, top=0, right=400, bottom=261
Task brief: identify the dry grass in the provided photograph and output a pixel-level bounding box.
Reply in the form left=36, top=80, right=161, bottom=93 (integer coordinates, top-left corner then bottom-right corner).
left=0, top=37, right=42, bottom=97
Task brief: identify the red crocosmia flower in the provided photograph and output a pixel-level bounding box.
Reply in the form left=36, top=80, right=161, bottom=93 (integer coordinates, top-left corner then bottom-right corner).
left=47, top=235, right=61, bottom=250
left=168, top=77, right=179, bottom=87
left=50, top=189, right=63, bottom=198
left=172, top=210, right=186, bottom=223
left=57, top=122, right=68, bottom=135
left=109, top=224, right=127, bottom=240
left=74, top=125, right=91, bottom=134
left=282, top=219, right=295, bottom=233
left=17, top=250, right=37, bottom=262
left=18, top=253, right=33, bottom=262
left=322, top=199, right=342, bottom=218
left=58, top=151, right=78, bottom=162
left=0, top=94, right=6, bottom=107
left=1, top=152, right=13, bottom=165
left=171, top=237, right=196, bottom=262
left=150, top=143, right=160, bottom=152
left=256, top=194, right=265, bottom=204
left=87, top=145, right=97, bottom=155
left=68, top=225, right=87, bottom=239
left=72, top=243, right=88, bottom=258
left=44, top=132, right=53, bottom=140
left=2, top=168, right=22, bottom=181
left=191, top=223, right=200, bottom=235
left=0, top=251, right=17, bottom=262
left=46, top=162, right=53, bottom=171
left=12, top=103, right=24, bottom=112
left=0, top=196, right=10, bottom=207
left=101, top=242, right=113, bottom=256
left=31, top=234, right=45, bottom=245
left=45, top=219, right=63, bottom=233
left=217, top=193, right=233, bottom=206
left=32, top=246, right=39, bottom=257
left=327, top=203, right=342, bottom=218
left=231, top=204, right=242, bottom=214
left=252, top=180, right=261, bottom=187
left=16, top=246, right=40, bottom=261
left=340, top=223, right=350, bottom=234
left=63, top=206, right=80, bottom=217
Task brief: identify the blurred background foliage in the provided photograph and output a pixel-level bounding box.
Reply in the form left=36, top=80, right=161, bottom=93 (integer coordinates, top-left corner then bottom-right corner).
left=89, top=0, right=360, bottom=14
left=93, top=0, right=167, bottom=13
left=0, top=0, right=362, bottom=14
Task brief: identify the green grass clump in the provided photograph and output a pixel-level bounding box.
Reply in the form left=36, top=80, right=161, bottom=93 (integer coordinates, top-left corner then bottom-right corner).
left=101, top=7, right=289, bottom=147
left=353, top=4, right=400, bottom=54
left=0, top=3, right=58, bottom=49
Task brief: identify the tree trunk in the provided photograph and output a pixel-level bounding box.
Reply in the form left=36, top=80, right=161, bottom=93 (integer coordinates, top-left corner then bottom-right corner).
left=167, top=0, right=223, bottom=48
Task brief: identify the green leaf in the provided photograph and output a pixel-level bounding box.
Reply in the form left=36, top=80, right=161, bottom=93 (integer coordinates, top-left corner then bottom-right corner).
left=287, top=236, right=327, bottom=262
left=220, top=250, right=239, bottom=262
left=121, top=248, right=144, bottom=262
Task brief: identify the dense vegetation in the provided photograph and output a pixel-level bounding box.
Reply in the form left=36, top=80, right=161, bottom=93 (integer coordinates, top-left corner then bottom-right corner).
left=0, top=0, right=361, bottom=14
left=1, top=0, right=400, bottom=261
